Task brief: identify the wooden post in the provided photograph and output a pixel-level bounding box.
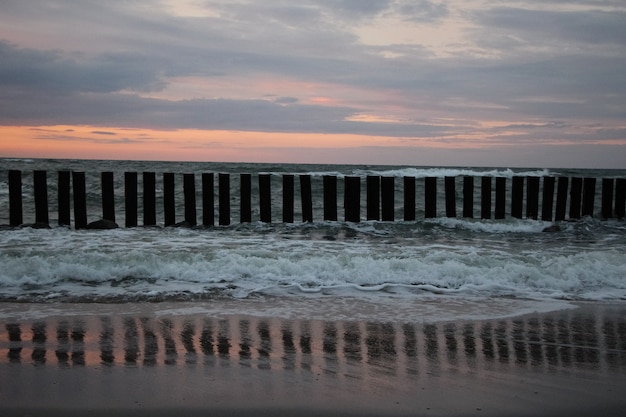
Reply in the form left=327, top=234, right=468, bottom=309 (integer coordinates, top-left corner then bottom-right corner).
left=163, top=173, right=175, bottom=226
left=300, top=175, right=313, bottom=223
left=8, top=170, right=23, bottom=227
left=219, top=173, right=230, bottom=226
left=582, top=177, right=596, bottom=217
left=526, top=176, right=539, bottom=220
left=282, top=175, right=294, bottom=223
left=57, top=171, right=71, bottom=227
left=240, top=174, right=251, bottom=223
left=555, top=177, right=568, bottom=221
left=404, top=176, right=416, bottom=221
left=481, top=177, right=491, bottom=220
left=72, top=172, right=87, bottom=229
left=202, top=173, right=214, bottom=227
left=323, top=176, right=337, bottom=221
left=511, top=176, right=523, bottom=219
left=601, top=178, right=614, bottom=219
left=615, top=178, right=625, bottom=219
left=101, top=172, right=115, bottom=223
left=143, top=172, right=156, bottom=226
left=425, top=177, right=437, bottom=218
left=444, top=176, right=456, bottom=218
left=259, top=174, right=272, bottom=223
left=569, top=177, right=582, bottom=219
left=366, top=176, right=380, bottom=221
left=33, top=170, right=49, bottom=226
left=344, top=176, right=360, bottom=222
left=381, top=176, right=394, bottom=221
left=184, top=173, right=197, bottom=226
left=541, top=176, right=555, bottom=222
left=125, top=172, right=138, bottom=228
left=463, top=176, right=473, bottom=218
left=495, top=177, right=506, bottom=219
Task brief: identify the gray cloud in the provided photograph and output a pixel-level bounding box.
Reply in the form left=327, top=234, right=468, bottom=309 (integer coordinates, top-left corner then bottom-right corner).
left=315, top=0, right=394, bottom=19
left=0, top=0, right=624, bottom=164
left=0, top=42, right=166, bottom=93
left=32, top=132, right=150, bottom=145
left=395, top=1, right=448, bottom=23
left=0, top=88, right=451, bottom=138
left=273, top=97, right=299, bottom=104
left=473, top=7, right=626, bottom=46
left=91, top=131, right=117, bottom=135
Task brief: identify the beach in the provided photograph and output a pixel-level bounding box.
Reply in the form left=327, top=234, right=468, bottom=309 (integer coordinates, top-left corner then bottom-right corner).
left=1, top=159, right=625, bottom=415
left=2, top=299, right=625, bottom=416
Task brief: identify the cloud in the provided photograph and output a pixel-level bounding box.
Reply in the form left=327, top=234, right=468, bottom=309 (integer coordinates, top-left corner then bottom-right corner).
left=33, top=132, right=149, bottom=145
left=472, top=7, right=626, bottom=48
left=317, top=0, right=394, bottom=19
left=0, top=0, right=624, bottom=165
left=497, top=122, right=570, bottom=130
left=0, top=89, right=452, bottom=137
left=0, top=41, right=166, bottom=93
left=91, top=131, right=117, bottom=135
left=273, top=97, right=299, bottom=104
left=394, top=1, right=448, bottom=23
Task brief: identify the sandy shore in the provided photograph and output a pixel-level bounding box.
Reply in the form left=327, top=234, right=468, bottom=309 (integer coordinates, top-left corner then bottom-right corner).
left=1, top=299, right=625, bottom=416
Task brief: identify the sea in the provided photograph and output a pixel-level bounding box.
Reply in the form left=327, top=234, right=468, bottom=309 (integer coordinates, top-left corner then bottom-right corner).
left=0, top=158, right=625, bottom=322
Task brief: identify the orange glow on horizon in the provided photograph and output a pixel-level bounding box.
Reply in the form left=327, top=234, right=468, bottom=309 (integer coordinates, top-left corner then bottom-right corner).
left=0, top=124, right=466, bottom=163
left=3, top=124, right=623, bottom=166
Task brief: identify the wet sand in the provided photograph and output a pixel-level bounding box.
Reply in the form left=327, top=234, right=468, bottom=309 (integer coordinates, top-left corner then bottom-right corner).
left=1, top=300, right=625, bottom=416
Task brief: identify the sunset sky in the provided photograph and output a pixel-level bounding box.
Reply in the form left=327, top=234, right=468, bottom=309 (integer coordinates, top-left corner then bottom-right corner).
left=0, top=0, right=625, bottom=168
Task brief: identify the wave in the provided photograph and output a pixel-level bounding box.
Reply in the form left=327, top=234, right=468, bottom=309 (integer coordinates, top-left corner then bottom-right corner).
left=256, top=167, right=553, bottom=179
left=1, top=225, right=624, bottom=303
left=350, top=167, right=552, bottom=178
left=0, top=158, right=35, bottom=163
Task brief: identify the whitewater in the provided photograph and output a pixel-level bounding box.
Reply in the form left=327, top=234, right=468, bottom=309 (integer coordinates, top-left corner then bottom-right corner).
left=1, top=159, right=625, bottom=321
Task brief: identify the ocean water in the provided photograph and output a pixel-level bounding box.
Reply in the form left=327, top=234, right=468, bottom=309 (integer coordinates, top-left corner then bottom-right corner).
left=0, top=158, right=625, bottom=320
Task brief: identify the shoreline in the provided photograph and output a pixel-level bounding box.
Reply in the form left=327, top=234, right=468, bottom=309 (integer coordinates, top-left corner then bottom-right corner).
left=0, top=294, right=581, bottom=323
left=1, top=300, right=625, bottom=416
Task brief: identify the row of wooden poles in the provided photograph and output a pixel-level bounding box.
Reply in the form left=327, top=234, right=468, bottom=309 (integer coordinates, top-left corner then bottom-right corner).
left=5, top=170, right=626, bottom=229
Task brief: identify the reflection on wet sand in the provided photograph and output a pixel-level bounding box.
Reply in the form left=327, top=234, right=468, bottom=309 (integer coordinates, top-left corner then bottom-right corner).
left=2, top=307, right=626, bottom=379
left=100, top=316, right=114, bottom=365
left=6, top=322, right=21, bottom=363
left=281, top=322, right=296, bottom=370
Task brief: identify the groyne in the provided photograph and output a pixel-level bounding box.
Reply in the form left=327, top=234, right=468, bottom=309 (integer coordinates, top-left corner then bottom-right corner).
left=4, top=170, right=625, bottom=228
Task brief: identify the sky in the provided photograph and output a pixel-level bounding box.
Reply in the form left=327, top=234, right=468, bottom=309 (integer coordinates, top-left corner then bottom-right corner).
left=0, top=0, right=625, bottom=168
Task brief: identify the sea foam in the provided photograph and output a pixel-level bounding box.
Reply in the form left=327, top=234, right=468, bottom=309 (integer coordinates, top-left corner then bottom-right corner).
left=0, top=224, right=624, bottom=303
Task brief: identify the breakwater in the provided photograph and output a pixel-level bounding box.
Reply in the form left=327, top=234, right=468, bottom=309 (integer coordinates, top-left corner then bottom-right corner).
left=4, top=170, right=625, bottom=228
